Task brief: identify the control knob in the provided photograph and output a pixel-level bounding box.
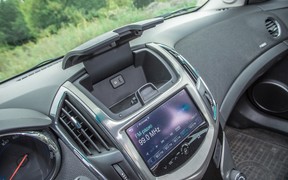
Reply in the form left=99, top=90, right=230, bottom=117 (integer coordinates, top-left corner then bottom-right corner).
left=230, top=169, right=246, bottom=180
left=181, top=143, right=189, bottom=155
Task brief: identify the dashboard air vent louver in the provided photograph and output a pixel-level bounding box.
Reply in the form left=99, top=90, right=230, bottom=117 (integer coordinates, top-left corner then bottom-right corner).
left=58, top=95, right=110, bottom=155
left=265, top=18, right=280, bottom=38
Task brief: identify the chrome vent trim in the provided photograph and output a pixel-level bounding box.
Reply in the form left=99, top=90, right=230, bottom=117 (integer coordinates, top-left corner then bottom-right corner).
left=156, top=43, right=217, bottom=121
left=57, top=93, right=110, bottom=156
left=158, top=44, right=199, bottom=83
left=265, top=18, right=281, bottom=38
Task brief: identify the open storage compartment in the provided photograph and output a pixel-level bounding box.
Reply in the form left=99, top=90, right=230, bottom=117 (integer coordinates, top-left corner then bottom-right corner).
left=76, top=45, right=177, bottom=119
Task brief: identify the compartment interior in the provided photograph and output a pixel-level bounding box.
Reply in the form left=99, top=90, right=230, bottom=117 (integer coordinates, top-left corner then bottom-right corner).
left=79, top=48, right=173, bottom=114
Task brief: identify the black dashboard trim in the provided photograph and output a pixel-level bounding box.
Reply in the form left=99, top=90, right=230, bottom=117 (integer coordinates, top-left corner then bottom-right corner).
left=220, top=42, right=288, bottom=125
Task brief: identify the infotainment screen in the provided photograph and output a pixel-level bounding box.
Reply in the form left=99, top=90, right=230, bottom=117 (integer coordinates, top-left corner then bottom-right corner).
left=126, top=89, right=206, bottom=169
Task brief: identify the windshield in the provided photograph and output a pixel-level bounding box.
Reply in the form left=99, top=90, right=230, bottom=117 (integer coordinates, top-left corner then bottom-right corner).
left=0, top=0, right=208, bottom=82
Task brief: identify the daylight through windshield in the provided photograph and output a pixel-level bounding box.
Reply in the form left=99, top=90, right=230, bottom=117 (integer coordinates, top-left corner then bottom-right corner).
left=0, top=0, right=207, bottom=82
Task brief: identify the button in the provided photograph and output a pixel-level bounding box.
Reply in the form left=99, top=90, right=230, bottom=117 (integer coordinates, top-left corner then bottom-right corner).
left=181, top=144, right=189, bottom=155
left=183, top=147, right=189, bottom=155
left=130, top=96, right=138, bottom=105
left=113, top=164, right=129, bottom=180
left=110, top=75, right=125, bottom=88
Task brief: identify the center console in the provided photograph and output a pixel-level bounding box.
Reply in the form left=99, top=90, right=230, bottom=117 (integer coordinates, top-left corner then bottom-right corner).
left=50, top=19, right=230, bottom=180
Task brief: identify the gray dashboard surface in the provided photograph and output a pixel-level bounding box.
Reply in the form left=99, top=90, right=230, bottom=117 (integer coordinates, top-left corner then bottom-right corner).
left=0, top=62, right=83, bottom=115
left=55, top=140, right=99, bottom=180
left=220, top=42, right=288, bottom=121
left=0, top=9, right=232, bottom=116
left=0, top=108, right=52, bottom=133
left=175, top=8, right=288, bottom=106
left=0, top=1, right=287, bottom=180
left=0, top=1, right=287, bottom=128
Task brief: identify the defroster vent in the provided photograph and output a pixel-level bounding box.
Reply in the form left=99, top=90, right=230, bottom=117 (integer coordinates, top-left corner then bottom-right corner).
left=265, top=18, right=280, bottom=38
left=57, top=94, right=110, bottom=155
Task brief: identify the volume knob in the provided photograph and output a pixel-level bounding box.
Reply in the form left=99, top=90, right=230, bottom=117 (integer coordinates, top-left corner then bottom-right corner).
left=181, top=143, right=189, bottom=155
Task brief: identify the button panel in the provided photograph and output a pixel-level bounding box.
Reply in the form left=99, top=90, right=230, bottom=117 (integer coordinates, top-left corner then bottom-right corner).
left=151, top=124, right=208, bottom=176
left=113, top=164, right=129, bottom=180
left=110, top=75, right=125, bottom=89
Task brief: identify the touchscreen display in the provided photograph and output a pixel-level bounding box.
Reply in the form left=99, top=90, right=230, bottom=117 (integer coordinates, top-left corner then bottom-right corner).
left=126, top=89, right=205, bottom=169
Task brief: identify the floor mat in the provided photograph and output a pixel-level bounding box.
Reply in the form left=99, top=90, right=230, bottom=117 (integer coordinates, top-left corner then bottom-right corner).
left=225, top=127, right=288, bottom=180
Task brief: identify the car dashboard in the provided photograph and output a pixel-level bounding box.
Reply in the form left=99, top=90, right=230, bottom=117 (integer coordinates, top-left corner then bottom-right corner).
left=0, top=0, right=288, bottom=180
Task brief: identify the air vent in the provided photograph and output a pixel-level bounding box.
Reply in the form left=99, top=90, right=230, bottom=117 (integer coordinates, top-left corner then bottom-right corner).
left=265, top=18, right=280, bottom=38
left=57, top=94, right=110, bottom=155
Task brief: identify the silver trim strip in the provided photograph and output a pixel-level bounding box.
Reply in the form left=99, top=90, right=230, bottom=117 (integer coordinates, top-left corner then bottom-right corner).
left=50, top=86, right=108, bottom=180
left=158, top=43, right=217, bottom=121
left=50, top=42, right=219, bottom=180
left=197, top=77, right=218, bottom=120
